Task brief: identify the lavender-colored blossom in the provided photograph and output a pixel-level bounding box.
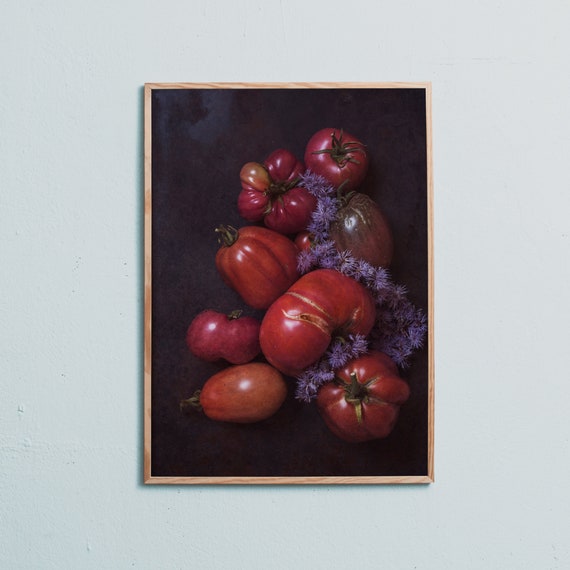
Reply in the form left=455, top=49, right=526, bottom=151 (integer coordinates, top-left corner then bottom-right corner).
left=297, top=249, right=316, bottom=274
left=300, top=170, right=336, bottom=198
left=337, top=250, right=360, bottom=277
left=354, top=259, right=377, bottom=284
left=292, top=168, right=428, bottom=400
left=295, top=364, right=335, bottom=403
left=306, top=196, right=339, bottom=240
left=311, top=240, right=339, bottom=269
left=294, top=334, right=369, bottom=402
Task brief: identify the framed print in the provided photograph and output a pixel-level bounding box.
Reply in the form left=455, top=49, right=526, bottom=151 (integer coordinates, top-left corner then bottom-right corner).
left=144, top=82, right=434, bottom=484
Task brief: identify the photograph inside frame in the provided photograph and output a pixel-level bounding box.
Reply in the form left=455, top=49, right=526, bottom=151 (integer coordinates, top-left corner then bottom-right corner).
left=144, top=83, right=433, bottom=484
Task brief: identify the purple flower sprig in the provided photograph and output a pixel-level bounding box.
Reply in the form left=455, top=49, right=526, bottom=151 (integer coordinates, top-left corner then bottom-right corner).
left=293, top=170, right=428, bottom=402
left=295, top=334, right=369, bottom=403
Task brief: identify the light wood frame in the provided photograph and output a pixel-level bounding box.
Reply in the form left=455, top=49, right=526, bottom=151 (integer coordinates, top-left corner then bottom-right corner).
left=144, top=82, right=434, bottom=485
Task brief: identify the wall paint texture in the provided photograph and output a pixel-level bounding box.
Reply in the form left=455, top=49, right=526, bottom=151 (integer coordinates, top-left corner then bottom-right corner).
left=1, top=1, right=569, bottom=568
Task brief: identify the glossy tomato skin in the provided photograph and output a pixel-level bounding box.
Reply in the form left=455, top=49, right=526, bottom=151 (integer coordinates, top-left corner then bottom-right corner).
left=237, top=162, right=271, bottom=221
left=263, top=187, right=317, bottom=234
left=259, top=269, right=376, bottom=376
left=317, top=351, right=410, bottom=443
left=330, top=192, right=394, bottom=268
left=294, top=230, right=314, bottom=252
left=185, top=309, right=260, bottom=364
left=237, top=149, right=316, bottom=234
left=264, top=148, right=305, bottom=183
left=198, top=363, right=287, bottom=423
left=215, top=225, right=300, bottom=310
left=304, top=128, right=369, bottom=191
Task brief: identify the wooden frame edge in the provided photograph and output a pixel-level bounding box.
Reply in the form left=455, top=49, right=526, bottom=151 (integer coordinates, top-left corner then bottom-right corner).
left=144, top=475, right=434, bottom=485
left=143, top=82, right=434, bottom=485
left=425, top=83, right=435, bottom=483
left=143, top=81, right=431, bottom=90
left=144, top=84, right=153, bottom=483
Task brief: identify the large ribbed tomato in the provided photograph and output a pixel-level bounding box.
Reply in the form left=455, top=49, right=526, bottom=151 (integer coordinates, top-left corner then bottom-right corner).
left=259, top=269, right=376, bottom=376
left=237, top=149, right=316, bottom=234
left=329, top=192, right=394, bottom=268
left=215, top=225, right=300, bottom=310
left=317, top=351, right=410, bottom=442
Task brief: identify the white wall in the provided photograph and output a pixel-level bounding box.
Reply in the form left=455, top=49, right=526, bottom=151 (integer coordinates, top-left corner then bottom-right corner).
left=2, top=1, right=569, bottom=568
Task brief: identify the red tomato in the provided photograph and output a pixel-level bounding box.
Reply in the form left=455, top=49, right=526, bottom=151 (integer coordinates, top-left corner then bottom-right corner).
left=317, top=351, right=410, bottom=442
left=181, top=362, right=288, bottom=423
left=185, top=309, right=260, bottom=364
left=294, top=230, right=314, bottom=252
left=304, top=128, right=369, bottom=191
left=264, top=148, right=305, bottom=183
left=238, top=149, right=317, bottom=234
left=329, top=192, right=394, bottom=268
left=259, top=269, right=376, bottom=376
left=215, top=225, right=300, bottom=310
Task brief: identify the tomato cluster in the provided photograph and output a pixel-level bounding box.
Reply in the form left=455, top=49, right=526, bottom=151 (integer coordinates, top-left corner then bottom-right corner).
left=181, top=128, right=409, bottom=443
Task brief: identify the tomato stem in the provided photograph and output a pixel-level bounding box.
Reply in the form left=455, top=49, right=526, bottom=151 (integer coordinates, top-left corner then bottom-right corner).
left=344, top=372, right=368, bottom=425
left=311, top=129, right=365, bottom=167
left=336, top=182, right=353, bottom=204
left=266, top=176, right=301, bottom=198
left=180, top=390, right=203, bottom=414
left=215, top=225, right=239, bottom=247
left=227, top=309, right=243, bottom=320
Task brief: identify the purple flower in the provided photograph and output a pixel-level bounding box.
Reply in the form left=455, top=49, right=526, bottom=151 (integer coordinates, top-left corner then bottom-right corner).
left=295, top=364, right=335, bottom=402
left=306, top=196, right=339, bottom=240
left=294, top=335, right=370, bottom=402
left=337, top=250, right=359, bottom=277
left=300, top=170, right=336, bottom=199
left=292, top=165, right=428, bottom=389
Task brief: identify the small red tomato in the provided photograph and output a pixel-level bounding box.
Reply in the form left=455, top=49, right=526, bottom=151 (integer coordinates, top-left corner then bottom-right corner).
left=294, top=230, right=314, bottom=252
left=259, top=269, right=376, bottom=376
left=304, top=128, right=369, bottom=191
left=329, top=192, right=394, bottom=268
left=186, top=309, right=260, bottom=364
left=181, top=362, right=288, bottom=423
left=317, top=351, right=410, bottom=443
left=238, top=149, right=317, bottom=234
left=215, top=225, right=300, bottom=310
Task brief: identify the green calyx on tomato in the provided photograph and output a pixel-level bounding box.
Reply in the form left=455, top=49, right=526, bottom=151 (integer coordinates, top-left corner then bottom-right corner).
left=180, top=390, right=203, bottom=414
left=262, top=175, right=302, bottom=214
left=311, top=129, right=366, bottom=167
left=337, top=371, right=378, bottom=425
left=215, top=224, right=239, bottom=247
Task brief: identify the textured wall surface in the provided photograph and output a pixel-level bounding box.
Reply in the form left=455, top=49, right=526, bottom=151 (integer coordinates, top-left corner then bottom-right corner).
left=1, top=1, right=569, bottom=568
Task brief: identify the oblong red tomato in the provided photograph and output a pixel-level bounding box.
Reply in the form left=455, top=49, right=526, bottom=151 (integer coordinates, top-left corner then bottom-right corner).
left=317, top=351, right=410, bottom=442
left=215, top=225, right=300, bottom=310
left=329, top=192, right=394, bottom=268
left=259, top=269, right=376, bottom=376
left=183, top=362, right=287, bottom=423
left=304, top=128, right=369, bottom=191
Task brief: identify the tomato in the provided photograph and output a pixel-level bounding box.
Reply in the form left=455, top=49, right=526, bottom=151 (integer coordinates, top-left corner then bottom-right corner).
left=181, top=362, right=287, bottom=423
left=329, top=192, right=394, bottom=268
left=259, top=269, right=376, bottom=376
left=186, top=309, right=260, bottom=364
left=294, top=230, right=314, bottom=252
left=238, top=149, right=317, bottom=234
left=264, top=148, right=305, bottom=183
left=215, top=225, right=300, bottom=310
left=304, top=128, right=369, bottom=191
left=316, top=351, right=410, bottom=442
